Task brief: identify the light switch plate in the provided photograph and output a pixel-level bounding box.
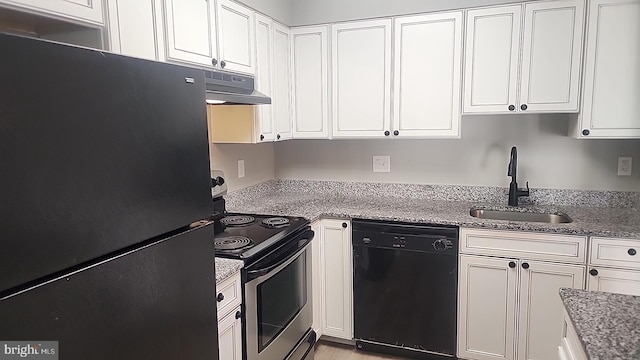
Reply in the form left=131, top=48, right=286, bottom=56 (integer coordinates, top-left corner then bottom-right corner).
left=238, top=159, right=245, bottom=178
left=373, top=156, right=390, bottom=173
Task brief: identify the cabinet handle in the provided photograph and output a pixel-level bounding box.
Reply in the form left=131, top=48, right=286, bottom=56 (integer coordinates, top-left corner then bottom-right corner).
left=221, top=60, right=227, bottom=68
left=508, top=261, right=516, bottom=268
left=212, top=58, right=218, bottom=67
left=393, top=130, right=399, bottom=136
left=217, top=293, right=225, bottom=302
left=384, top=131, right=390, bottom=136
left=522, top=262, right=530, bottom=269
left=277, top=134, right=281, bottom=140
left=520, top=104, right=528, bottom=111
left=508, top=105, right=516, bottom=111
left=342, top=222, right=348, bottom=229
left=582, top=129, right=590, bottom=136
left=589, top=269, right=598, bottom=276
left=235, top=311, right=242, bottom=319
left=629, top=248, right=637, bottom=256
left=260, top=134, right=264, bottom=141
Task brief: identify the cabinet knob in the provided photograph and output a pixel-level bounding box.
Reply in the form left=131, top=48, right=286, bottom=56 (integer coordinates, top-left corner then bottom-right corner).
left=520, top=104, right=528, bottom=111
left=212, top=58, right=218, bottom=66
left=508, top=261, right=516, bottom=268
left=384, top=131, right=390, bottom=136
left=260, top=134, right=264, bottom=141
left=216, top=293, right=225, bottom=302
left=522, top=262, right=530, bottom=269
left=629, top=248, right=637, bottom=256
left=235, top=311, right=242, bottom=319
left=508, top=105, right=516, bottom=111
left=393, top=130, right=399, bottom=136
left=582, top=129, right=590, bottom=136
left=277, top=134, right=281, bottom=140
left=342, top=222, right=348, bottom=228
left=589, top=269, right=598, bottom=276
left=221, top=60, right=226, bottom=69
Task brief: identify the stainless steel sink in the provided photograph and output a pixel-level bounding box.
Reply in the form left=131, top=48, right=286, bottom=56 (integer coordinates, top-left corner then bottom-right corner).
left=469, top=209, right=572, bottom=224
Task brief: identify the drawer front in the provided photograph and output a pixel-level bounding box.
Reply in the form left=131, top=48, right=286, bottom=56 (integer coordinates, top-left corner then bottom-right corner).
left=590, top=237, right=640, bottom=270
left=460, top=228, right=587, bottom=263
left=216, top=272, right=242, bottom=319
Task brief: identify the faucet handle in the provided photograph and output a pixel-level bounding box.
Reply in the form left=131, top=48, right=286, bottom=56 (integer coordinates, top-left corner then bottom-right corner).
left=522, top=181, right=530, bottom=196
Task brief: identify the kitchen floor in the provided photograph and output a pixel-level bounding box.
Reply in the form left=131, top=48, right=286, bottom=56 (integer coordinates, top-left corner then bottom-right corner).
left=315, top=342, right=409, bottom=360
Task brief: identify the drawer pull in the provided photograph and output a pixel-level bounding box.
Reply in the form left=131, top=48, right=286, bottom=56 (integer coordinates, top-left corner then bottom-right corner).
left=629, top=248, right=637, bottom=256
left=589, top=269, right=598, bottom=276
left=217, top=293, right=225, bottom=302
left=235, top=311, right=242, bottom=319
left=508, top=261, right=516, bottom=268
left=522, top=262, right=530, bottom=269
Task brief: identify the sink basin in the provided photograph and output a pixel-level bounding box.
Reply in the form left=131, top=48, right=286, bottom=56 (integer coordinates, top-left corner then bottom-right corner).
left=469, top=209, right=572, bottom=224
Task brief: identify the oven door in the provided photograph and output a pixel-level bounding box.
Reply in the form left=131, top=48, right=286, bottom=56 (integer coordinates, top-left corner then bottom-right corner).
left=245, top=231, right=314, bottom=360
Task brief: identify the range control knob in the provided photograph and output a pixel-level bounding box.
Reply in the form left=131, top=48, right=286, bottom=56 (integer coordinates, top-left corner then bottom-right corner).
left=212, top=176, right=225, bottom=187
left=433, top=239, right=452, bottom=252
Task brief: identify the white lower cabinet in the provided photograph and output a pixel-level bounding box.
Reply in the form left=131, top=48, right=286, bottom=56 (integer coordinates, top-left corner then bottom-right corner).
left=318, top=219, right=353, bottom=340
left=458, top=229, right=586, bottom=360
left=311, top=221, right=323, bottom=338
left=218, top=306, right=242, bottom=360
left=586, top=236, right=640, bottom=296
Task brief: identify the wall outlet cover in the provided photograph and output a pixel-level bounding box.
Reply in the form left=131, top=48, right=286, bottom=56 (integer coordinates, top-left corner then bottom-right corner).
left=238, top=159, right=245, bottom=178
left=618, top=157, right=632, bottom=176
left=373, top=156, right=391, bottom=173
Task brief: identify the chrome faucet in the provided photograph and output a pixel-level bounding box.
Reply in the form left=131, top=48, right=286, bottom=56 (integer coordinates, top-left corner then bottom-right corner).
left=508, top=146, right=530, bottom=206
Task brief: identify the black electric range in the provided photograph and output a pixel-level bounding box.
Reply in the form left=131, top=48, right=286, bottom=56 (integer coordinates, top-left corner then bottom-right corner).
left=213, top=213, right=310, bottom=261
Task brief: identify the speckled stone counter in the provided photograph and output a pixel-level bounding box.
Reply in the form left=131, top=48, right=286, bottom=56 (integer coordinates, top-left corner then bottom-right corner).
left=215, top=257, right=243, bottom=284
left=560, top=288, right=640, bottom=360
left=225, top=180, right=640, bottom=238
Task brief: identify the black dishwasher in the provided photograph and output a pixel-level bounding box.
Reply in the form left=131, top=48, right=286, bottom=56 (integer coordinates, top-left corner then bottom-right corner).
left=353, top=219, right=458, bottom=360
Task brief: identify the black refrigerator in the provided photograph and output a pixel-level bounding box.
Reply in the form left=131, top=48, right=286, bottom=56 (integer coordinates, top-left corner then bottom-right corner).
left=0, top=34, right=219, bottom=359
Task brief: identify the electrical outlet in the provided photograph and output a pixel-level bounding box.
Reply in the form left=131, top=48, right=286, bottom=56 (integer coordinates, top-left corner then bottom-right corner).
left=238, top=159, right=245, bottom=178
left=373, top=156, right=390, bottom=173
left=618, top=157, right=632, bottom=176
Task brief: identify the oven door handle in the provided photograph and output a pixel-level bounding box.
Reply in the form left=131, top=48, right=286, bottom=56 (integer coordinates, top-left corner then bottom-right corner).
left=246, top=237, right=312, bottom=281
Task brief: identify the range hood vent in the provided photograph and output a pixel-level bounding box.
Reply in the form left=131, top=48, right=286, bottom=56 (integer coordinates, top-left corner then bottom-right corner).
left=204, top=70, right=271, bottom=105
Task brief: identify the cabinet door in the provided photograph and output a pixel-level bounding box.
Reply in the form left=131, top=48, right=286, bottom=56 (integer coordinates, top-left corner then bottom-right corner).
left=587, top=267, right=640, bottom=296
left=310, top=221, right=323, bottom=338
left=331, top=19, right=392, bottom=138
left=218, top=306, right=242, bottom=360
left=164, top=0, right=218, bottom=67
left=254, top=13, right=274, bottom=142
left=519, top=0, right=585, bottom=113
left=291, top=26, right=330, bottom=139
left=393, top=11, right=462, bottom=138
left=216, top=0, right=255, bottom=74
left=458, top=255, right=518, bottom=360
left=578, top=0, right=640, bottom=138
left=0, top=0, right=104, bottom=24
left=464, top=5, right=521, bottom=114
left=272, top=22, right=293, bottom=141
left=517, top=261, right=585, bottom=360
left=107, top=0, right=165, bottom=61
left=320, top=219, right=352, bottom=340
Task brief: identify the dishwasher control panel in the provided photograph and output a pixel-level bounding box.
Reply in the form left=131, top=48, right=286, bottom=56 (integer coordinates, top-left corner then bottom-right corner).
left=352, top=220, right=458, bottom=255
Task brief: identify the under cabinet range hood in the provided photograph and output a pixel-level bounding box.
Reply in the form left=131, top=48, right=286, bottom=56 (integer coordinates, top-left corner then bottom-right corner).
left=204, top=70, right=271, bottom=105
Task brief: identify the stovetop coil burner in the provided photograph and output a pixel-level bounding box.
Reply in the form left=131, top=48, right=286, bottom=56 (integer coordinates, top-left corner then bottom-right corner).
left=221, top=215, right=255, bottom=227
left=261, top=217, right=291, bottom=228
left=215, top=236, right=253, bottom=250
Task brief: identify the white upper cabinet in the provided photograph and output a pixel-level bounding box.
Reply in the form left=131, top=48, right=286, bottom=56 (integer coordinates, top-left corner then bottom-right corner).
left=291, top=26, right=330, bottom=139
left=254, top=13, right=274, bottom=142
left=216, top=0, right=255, bottom=74
left=393, top=11, right=463, bottom=138
left=331, top=19, right=392, bottom=138
left=163, top=0, right=218, bottom=67
left=272, top=22, right=293, bottom=141
left=464, top=0, right=585, bottom=114
left=0, top=0, right=104, bottom=24
left=519, top=0, right=585, bottom=113
left=464, top=5, right=521, bottom=114
left=576, top=0, right=640, bottom=138
left=107, top=0, right=165, bottom=61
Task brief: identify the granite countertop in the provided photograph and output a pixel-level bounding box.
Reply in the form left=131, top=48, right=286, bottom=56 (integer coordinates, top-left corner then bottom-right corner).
left=224, top=181, right=640, bottom=238
left=215, top=257, right=243, bottom=284
left=560, top=288, right=640, bottom=360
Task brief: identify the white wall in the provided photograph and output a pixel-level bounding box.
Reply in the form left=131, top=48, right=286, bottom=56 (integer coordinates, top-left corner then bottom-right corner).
left=290, top=0, right=528, bottom=26
left=237, top=0, right=294, bottom=25
left=274, top=115, right=640, bottom=191
left=209, top=143, right=275, bottom=192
